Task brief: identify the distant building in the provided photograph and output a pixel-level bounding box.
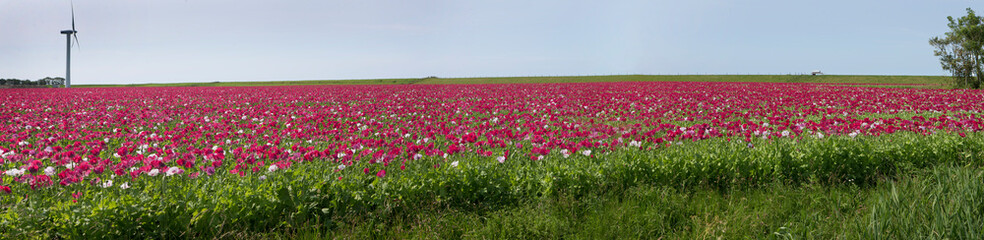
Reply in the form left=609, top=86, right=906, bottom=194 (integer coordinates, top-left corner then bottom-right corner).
left=811, top=70, right=823, bottom=75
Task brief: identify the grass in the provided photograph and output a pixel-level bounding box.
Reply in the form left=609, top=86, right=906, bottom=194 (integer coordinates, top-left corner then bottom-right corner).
left=862, top=165, right=984, bottom=239
left=74, top=75, right=950, bottom=88
left=4, top=133, right=984, bottom=239
left=332, top=182, right=864, bottom=239
left=279, top=164, right=984, bottom=239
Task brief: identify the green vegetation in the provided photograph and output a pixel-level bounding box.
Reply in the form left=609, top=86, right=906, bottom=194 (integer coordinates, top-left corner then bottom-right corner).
left=3, top=132, right=982, bottom=239
left=75, top=75, right=948, bottom=88
left=931, top=8, right=984, bottom=89
left=0, top=77, right=65, bottom=88
left=327, top=164, right=983, bottom=239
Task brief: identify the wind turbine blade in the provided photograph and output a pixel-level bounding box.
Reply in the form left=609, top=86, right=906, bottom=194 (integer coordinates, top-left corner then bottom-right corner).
left=71, top=1, right=79, bottom=50
left=74, top=34, right=81, bottom=50
left=71, top=1, right=76, bottom=31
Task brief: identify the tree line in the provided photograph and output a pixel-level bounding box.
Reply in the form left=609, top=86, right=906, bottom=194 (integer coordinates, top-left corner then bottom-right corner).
left=0, top=77, right=65, bottom=87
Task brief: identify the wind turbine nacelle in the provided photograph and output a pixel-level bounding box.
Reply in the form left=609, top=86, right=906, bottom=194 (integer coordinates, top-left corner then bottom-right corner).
left=60, top=30, right=77, bottom=34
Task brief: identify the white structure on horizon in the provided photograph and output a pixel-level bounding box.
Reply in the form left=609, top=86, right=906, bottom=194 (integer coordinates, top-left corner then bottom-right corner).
left=60, top=4, right=80, bottom=88
left=811, top=70, right=823, bottom=75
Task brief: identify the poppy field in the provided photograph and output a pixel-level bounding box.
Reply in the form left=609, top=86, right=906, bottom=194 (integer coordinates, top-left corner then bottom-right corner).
left=2, top=81, right=984, bottom=238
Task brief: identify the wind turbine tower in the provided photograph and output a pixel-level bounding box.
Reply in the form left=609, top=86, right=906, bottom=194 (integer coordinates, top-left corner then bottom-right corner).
left=60, top=4, right=80, bottom=88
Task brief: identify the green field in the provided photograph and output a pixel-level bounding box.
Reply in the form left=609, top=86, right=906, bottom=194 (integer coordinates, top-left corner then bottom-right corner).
left=8, top=75, right=982, bottom=239
left=76, top=74, right=949, bottom=88
left=5, top=134, right=983, bottom=239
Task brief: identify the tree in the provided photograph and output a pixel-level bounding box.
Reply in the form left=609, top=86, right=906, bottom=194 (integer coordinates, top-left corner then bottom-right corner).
left=931, top=8, right=984, bottom=89
left=0, top=78, right=26, bottom=85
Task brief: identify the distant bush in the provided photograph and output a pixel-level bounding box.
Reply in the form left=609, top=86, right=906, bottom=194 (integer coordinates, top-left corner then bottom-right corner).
left=0, top=77, right=64, bottom=87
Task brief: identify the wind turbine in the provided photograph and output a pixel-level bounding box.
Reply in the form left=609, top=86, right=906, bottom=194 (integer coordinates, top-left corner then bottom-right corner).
left=60, top=3, right=80, bottom=88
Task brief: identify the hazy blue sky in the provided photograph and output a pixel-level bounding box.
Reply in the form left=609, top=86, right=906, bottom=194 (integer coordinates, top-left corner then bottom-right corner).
left=1, top=0, right=981, bottom=84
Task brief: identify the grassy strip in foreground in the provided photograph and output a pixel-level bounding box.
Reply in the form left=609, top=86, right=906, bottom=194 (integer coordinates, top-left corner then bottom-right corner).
left=2, top=132, right=982, bottom=238
left=74, top=75, right=948, bottom=88
left=326, top=165, right=983, bottom=239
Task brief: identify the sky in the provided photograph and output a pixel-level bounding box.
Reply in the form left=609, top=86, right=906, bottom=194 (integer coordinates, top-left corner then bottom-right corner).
left=0, top=0, right=981, bottom=84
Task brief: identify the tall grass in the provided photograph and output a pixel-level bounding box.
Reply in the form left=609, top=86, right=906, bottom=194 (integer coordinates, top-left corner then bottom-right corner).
left=860, top=165, right=984, bottom=239
left=1, top=133, right=981, bottom=238
left=323, top=165, right=984, bottom=239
